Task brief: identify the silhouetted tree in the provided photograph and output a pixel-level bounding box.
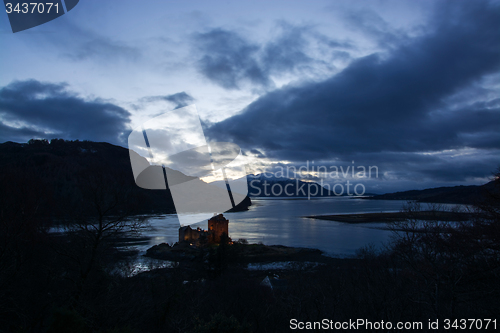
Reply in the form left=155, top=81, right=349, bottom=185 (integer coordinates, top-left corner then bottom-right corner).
left=388, top=170, right=500, bottom=318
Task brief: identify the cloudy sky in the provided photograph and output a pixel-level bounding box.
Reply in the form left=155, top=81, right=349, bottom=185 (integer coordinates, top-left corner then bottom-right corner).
left=0, top=0, right=499, bottom=193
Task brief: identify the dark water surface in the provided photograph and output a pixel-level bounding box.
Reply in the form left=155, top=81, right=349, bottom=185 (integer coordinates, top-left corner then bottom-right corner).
left=139, top=197, right=408, bottom=257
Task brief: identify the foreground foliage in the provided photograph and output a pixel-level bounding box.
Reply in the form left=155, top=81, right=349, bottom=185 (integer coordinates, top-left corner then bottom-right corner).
left=0, top=167, right=498, bottom=332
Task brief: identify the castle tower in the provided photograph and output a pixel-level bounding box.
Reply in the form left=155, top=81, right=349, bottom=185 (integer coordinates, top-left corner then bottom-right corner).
left=208, top=214, right=229, bottom=244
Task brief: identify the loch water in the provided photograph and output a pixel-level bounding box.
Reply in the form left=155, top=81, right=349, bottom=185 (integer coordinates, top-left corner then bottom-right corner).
left=136, top=197, right=410, bottom=257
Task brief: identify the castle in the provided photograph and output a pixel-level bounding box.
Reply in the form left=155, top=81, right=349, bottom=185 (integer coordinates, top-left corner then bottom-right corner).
left=179, top=214, right=230, bottom=245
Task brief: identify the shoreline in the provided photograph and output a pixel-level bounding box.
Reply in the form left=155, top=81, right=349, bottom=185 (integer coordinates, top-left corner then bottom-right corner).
left=144, top=242, right=359, bottom=267
left=304, top=211, right=476, bottom=223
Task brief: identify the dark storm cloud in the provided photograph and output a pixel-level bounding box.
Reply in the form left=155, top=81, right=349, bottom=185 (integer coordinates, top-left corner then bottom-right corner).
left=141, top=92, right=195, bottom=110
left=207, top=1, right=500, bottom=163
left=0, top=122, right=46, bottom=143
left=260, top=22, right=314, bottom=74
left=0, top=80, right=131, bottom=144
left=343, top=8, right=408, bottom=49
left=163, top=92, right=195, bottom=109
left=193, top=28, right=268, bottom=89
left=249, top=148, right=265, bottom=158
left=346, top=150, right=500, bottom=183
left=192, top=23, right=349, bottom=89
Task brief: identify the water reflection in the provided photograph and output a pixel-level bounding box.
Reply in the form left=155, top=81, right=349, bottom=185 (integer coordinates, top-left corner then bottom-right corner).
left=134, top=197, right=409, bottom=257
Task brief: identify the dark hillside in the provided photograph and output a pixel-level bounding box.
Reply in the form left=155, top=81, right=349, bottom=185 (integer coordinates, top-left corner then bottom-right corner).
left=0, top=139, right=251, bottom=218
left=367, top=181, right=496, bottom=205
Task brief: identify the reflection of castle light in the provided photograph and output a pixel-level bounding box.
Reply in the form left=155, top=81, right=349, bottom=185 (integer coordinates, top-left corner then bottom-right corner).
left=178, top=214, right=230, bottom=245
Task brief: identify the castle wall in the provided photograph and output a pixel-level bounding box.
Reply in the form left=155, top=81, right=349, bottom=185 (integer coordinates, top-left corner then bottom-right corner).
left=179, top=214, right=229, bottom=245
left=208, top=214, right=229, bottom=243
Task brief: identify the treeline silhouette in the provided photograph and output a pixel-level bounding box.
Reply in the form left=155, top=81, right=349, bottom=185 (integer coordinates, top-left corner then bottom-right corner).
left=0, top=139, right=251, bottom=218
left=368, top=181, right=497, bottom=205
left=0, top=140, right=498, bottom=332
left=0, top=139, right=177, bottom=218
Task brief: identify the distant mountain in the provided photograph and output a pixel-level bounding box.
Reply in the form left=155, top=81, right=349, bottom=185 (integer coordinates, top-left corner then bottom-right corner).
left=246, top=173, right=367, bottom=198
left=0, top=139, right=251, bottom=218
left=367, top=181, right=496, bottom=205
